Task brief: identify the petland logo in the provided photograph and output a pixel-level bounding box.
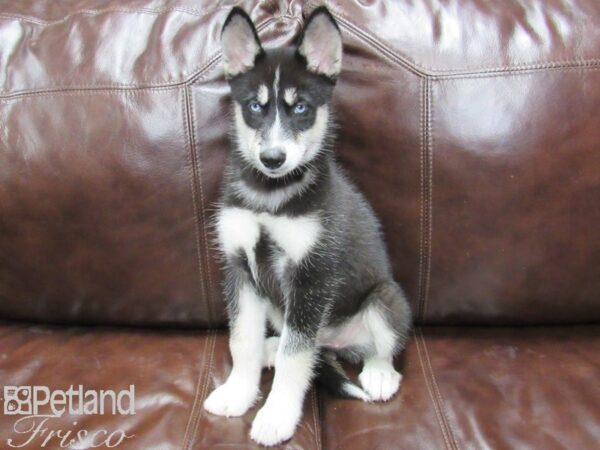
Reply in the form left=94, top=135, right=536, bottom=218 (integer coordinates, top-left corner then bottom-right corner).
left=3, top=385, right=136, bottom=448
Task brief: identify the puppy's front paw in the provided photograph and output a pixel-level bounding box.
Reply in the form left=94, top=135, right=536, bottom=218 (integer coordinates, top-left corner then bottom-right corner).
left=203, top=380, right=258, bottom=417
left=359, top=359, right=402, bottom=402
left=250, top=400, right=301, bottom=446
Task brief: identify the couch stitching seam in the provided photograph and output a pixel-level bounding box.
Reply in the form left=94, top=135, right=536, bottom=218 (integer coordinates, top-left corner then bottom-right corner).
left=429, top=58, right=600, bottom=77
left=189, top=52, right=222, bottom=85
left=184, top=330, right=217, bottom=450
left=0, top=86, right=180, bottom=102
left=318, top=387, right=327, bottom=450
left=417, top=77, right=426, bottom=321
left=182, top=87, right=210, bottom=323
left=3, top=22, right=599, bottom=99
left=423, top=79, right=434, bottom=320
left=4, top=64, right=598, bottom=104
left=415, top=329, right=452, bottom=450
left=418, top=78, right=433, bottom=321
left=196, top=331, right=217, bottom=447
left=182, top=330, right=213, bottom=450
left=419, top=329, right=461, bottom=450
left=311, top=389, right=322, bottom=450
left=434, top=64, right=600, bottom=81
left=187, top=85, right=214, bottom=323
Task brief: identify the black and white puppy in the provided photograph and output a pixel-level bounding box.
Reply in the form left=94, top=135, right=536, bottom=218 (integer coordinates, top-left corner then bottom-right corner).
left=204, top=6, right=412, bottom=446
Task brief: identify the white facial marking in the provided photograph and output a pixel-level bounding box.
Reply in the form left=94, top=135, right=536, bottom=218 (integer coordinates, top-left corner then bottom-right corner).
left=284, top=88, right=297, bottom=105
left=234, top=64, right=330, bottom=178
left=218, top=207, right=321, bottom=266
left=257, top=84, right=269, bottom=105
left=269, top=112, right=285, bottom=144
left=267, top=66, right=285, bottom=149
left=295, top=104, right=329, bottom=164
left=250, top=328, right=316, bottom=446
left=273, top=66, right=280, bottom=98
left=262, top=104, right=330, bottom=176
left=233, top=102, right=261, bottom=165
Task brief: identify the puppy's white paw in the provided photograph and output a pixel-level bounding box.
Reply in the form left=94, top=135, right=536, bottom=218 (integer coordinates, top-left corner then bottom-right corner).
left=203, top=380, right=258, bottom=417
left=262, top=336, right=280, bottom=369
left=359, top=359, right=402, bottom=402
left=250, top=400, right=301, bottom=446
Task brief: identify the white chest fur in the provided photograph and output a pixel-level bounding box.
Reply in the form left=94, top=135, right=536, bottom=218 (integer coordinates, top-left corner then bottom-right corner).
left=217, top=207, right=322, bottom=269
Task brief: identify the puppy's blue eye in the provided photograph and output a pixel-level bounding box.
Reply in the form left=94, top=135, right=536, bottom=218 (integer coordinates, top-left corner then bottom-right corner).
left=293, top=103, right=307, bottom=114
left=249, top=101, right=262, bottom=113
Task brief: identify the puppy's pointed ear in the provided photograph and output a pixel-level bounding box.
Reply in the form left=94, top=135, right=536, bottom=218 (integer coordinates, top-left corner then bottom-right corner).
left=221, top=8, right=263, bottom=78
left=296, top=7, right=342, bottom=79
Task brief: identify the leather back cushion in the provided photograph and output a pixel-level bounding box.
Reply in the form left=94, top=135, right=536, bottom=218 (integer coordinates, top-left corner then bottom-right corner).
left=1, top=0, right=599, bottom=326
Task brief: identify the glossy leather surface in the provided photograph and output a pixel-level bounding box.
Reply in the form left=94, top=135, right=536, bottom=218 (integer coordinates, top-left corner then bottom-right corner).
left=1, top=323, right=598, bottom=449
left=322, top=326, right=600, bottom=450
left=0, top=325, right=322, bottom=450
left=2, top=0, right=600, bottom=325
left=1, top=1, right=599, bottom=449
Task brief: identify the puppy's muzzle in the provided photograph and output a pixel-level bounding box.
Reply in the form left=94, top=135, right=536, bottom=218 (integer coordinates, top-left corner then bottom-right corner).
left=260, top=147, right=286, bottom=170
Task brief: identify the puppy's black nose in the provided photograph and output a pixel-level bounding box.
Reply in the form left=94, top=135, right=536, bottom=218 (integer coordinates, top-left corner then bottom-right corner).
left=260, top=148, right=286, bottom=170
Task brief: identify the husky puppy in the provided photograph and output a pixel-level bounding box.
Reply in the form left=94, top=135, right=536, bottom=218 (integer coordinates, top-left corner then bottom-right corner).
left=203, top=6, right=412, bottom=446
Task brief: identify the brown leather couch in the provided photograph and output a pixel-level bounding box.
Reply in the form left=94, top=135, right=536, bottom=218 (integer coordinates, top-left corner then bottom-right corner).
left=1, top=1, right=599, bottom=449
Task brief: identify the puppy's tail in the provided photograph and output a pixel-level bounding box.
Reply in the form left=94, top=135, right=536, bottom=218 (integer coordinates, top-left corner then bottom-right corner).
left=315, top=351, right=370, bottom=401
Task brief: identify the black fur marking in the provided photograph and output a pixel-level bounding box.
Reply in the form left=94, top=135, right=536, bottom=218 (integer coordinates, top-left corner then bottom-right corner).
left=315, top=351, right=365, bottom=399
left=231, top=250, right=254, bottom=287
left=229, top=48, right=335, bottom=135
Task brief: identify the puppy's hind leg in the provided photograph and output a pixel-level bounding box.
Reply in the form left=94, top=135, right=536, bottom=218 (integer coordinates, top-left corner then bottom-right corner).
left=358, top=281, right=412, bottom=402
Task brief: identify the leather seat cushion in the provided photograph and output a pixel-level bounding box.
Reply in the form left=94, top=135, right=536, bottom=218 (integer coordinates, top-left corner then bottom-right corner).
left=1, top=324, right=598, bottom=449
